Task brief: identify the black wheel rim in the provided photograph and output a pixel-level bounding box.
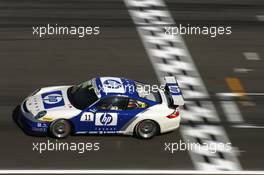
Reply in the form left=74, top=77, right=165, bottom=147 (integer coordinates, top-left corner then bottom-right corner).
left=138, top=121, right=156, bottom=138
left=52, top=120, right=70, bottom=138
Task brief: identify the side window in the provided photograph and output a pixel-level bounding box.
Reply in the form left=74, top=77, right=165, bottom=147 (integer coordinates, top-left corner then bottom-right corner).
left=127, top=98, right=148, bottom=110
left=96, top=97, right=128, bottom=111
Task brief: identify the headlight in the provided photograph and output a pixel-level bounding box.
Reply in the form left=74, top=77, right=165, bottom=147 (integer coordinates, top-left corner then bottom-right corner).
left=35, top=111, right=47, bottom=119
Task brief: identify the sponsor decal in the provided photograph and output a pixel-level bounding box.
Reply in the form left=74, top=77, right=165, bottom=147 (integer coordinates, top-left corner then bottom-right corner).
left=95, top=113, right=118, bottom=126
left=100, top=77, right=125, bottom=94
left=41, top=91, right=65, bottom=109
left=37, top=123, right=48, bottom=128
left=103, top=79, right=122, bottom=89
left=168, top=85, right=181, bottom=95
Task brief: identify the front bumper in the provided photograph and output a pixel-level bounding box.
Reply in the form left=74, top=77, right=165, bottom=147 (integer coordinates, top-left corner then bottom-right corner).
left=14, top=103, right=50, bottom=136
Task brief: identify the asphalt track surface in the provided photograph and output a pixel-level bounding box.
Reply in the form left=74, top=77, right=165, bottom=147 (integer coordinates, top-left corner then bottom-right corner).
left=0, top=0, right=264, bottom=171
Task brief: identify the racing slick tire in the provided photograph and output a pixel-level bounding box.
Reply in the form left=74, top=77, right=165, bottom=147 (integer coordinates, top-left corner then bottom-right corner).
left=135, top=120, right=159, bottom=139
left=49, top=119, right=72, bottom=139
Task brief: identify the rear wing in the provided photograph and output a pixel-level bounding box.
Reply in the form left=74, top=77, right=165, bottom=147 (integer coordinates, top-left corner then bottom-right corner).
left=164, top=76, right=184, bottom=106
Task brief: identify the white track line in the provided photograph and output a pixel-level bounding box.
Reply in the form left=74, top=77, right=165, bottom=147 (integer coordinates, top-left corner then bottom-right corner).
left=217, top=92, right=264, bottom=97
left=233, top=68, right=253, bottom=73
left=233, top=125, right=264, bottom=129
left=220, top=101, right=244, bottom=123
left=256, top=15, right=264, bottom=21
left=0, top=170, right=264, bottom=174
left=243, top=52, right=261, bottom=61
left=217, top=93, right=262, bottom=127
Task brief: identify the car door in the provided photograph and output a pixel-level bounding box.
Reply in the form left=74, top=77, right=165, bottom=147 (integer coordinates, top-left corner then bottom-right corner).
left=119, top=98, right=149, bottom=131
left=90, top=96, right=130, bottom=134
left=92, top=96, right=149, bottom=134
left=73, top=96, right=148, bottom=134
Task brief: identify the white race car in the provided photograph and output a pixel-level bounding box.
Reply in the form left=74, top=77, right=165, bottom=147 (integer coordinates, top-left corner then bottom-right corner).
left=14, top=76, right=184, bottom=139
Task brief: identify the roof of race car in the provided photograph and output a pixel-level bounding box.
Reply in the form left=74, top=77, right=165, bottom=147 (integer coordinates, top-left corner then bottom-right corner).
left=94, top=77, right=140, bottom=98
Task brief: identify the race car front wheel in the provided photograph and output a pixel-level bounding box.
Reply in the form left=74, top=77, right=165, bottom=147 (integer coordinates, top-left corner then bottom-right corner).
left=135, top=120, right=158, bottom=139
left=49, top=119, right=71, bottom=139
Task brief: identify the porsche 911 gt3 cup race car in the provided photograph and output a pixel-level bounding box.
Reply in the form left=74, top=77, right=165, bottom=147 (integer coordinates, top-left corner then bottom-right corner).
left=14, top=76, right=184, bottom=139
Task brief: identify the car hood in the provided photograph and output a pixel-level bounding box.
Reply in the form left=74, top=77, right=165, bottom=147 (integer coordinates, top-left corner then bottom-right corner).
left=25, top=86, right=78, bottom=116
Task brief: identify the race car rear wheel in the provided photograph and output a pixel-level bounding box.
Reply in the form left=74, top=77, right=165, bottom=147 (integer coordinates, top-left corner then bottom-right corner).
left=49, top=119, right=71, bottom=139
left=135, top=120, right=158, bottom=139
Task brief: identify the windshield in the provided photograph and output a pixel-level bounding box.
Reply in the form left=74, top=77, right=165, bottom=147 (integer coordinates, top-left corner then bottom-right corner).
left=67, top=79, right=99, bottom=110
